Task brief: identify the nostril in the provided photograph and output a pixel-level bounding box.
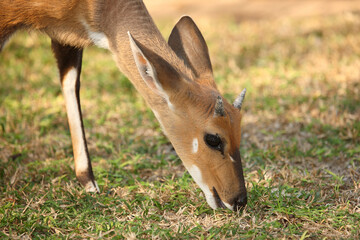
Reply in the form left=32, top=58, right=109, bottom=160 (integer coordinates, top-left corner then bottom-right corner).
left=234, top=194, right=247, bottom=211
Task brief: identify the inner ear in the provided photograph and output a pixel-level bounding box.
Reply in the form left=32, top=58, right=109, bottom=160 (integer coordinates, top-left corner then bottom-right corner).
left=128, top=32, right=184, bottom=99
left=168, top=16, right=213, bottom=81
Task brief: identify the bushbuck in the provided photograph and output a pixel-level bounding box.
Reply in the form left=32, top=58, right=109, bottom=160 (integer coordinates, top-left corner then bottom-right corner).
left=0, top=0, right=247, bottom=210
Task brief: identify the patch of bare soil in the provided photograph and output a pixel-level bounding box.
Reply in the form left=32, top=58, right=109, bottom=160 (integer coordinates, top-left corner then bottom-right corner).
left=145, top=0, right=360, bottom=21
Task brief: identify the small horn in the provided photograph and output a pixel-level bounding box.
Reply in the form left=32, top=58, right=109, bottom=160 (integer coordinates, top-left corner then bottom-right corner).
left=214, top=96, right=226, bottom=117
left=233, top=88, right=247, bottom=110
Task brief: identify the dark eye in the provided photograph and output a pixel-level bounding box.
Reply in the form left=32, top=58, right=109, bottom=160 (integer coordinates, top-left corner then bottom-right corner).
left=204, top=133, right=223, bottom=153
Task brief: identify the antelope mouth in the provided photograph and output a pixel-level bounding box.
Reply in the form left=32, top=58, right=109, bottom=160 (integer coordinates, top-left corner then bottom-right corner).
left=212, top=187, right=226, bottom=209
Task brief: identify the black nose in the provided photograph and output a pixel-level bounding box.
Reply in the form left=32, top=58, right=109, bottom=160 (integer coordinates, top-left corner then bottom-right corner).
left=234, top=193, right=247, bottom=211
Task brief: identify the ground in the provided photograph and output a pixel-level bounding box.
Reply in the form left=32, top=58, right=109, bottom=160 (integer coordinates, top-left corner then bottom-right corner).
left=1, top=0, right=360, bottom=239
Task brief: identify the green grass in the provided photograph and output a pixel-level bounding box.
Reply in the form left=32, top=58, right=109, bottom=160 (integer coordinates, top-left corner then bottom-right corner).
left=1, top=12, right=360, bottom=239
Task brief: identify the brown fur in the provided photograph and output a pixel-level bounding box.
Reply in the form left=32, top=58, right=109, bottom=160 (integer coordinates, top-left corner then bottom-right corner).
left=1, top=0, right=247, bottom=209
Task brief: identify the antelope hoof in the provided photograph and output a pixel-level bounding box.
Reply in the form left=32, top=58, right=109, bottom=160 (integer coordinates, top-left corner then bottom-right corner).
left=84, top=181, right=100, bottom=193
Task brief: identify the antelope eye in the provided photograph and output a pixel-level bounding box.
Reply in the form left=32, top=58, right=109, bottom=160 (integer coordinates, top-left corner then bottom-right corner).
left=204, top=133, right=223, bottom=152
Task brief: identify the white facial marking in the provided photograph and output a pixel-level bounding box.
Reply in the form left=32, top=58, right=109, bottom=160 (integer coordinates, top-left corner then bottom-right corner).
left=187, top=165, right=217, bottom=209
left=229, top=155, right=235, bottom=163
left=223, top=202, right=234, bottom=211
left=192, top=138, right=198, bottom=154
left=62, top=68, right=88, bottom=173
left=82, top=21, right=110, bottom=49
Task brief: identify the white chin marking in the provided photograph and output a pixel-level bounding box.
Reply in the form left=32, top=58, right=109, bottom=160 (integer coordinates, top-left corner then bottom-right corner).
left=224, top=202, right=234, bottom=211
left=187, top=165, right=217, bottom=209
left=192, top=138, right=198, bottom=154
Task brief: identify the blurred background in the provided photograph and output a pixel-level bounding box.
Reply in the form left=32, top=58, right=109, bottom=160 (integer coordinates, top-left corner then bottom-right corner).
left=145, top=0, right=360, bottom=21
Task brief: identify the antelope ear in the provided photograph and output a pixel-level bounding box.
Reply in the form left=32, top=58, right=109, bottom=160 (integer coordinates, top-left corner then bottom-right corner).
left=128, top=32, right=183, bottom=102
left=168, top=16, right=213, bottom=81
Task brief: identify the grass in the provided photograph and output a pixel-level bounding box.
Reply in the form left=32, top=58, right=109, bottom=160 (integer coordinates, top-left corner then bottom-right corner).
left=1, top=11, right=360, bottom=239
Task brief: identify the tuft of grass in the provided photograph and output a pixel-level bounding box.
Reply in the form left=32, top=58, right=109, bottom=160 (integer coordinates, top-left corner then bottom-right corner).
left=1, top=12, right=360, bottom=239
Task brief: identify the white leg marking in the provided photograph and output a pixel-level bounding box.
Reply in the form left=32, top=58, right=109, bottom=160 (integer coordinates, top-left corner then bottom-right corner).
left=188, top=165, right=217, bottom=209
left=62, top=68, right=88, bottom=173
left=82, top=21, right=110, bottom=49
left=192, top=138, right=198, bottom=154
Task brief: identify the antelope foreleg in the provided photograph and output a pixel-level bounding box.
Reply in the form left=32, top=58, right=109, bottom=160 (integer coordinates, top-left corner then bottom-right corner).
left=51, top=40, right=99, bottom=192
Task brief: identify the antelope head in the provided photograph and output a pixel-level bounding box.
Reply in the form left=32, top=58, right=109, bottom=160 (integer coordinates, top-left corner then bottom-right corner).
left=128, top=16, right=247, bottom=211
